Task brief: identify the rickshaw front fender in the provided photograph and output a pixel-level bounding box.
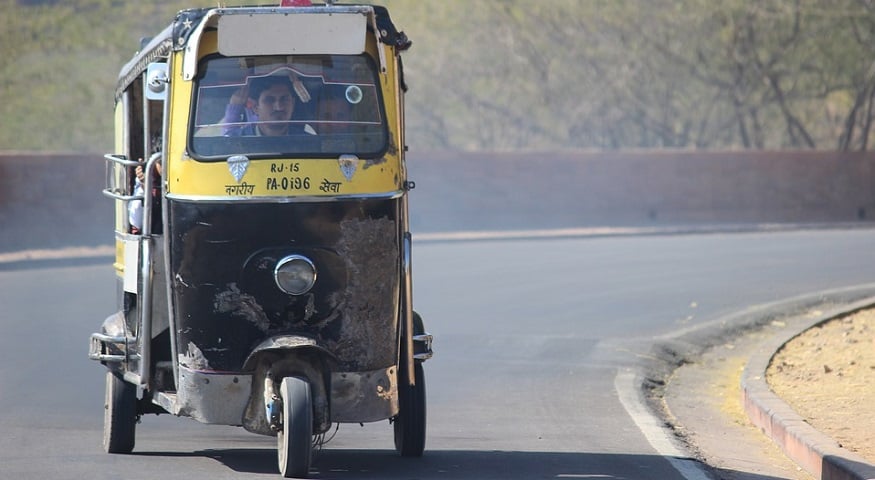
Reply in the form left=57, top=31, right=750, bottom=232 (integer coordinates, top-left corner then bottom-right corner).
left=240, top=335, right=400, bottom=434
left=242, top=335, right=336, bottom=371
left=241, top=335, right=335, bottom=435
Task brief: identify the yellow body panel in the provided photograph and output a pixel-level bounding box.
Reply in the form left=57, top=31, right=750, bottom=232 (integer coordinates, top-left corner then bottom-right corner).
left=113, top=102, right=127, bottom=275
left=168, top=156, right=402, bottom=198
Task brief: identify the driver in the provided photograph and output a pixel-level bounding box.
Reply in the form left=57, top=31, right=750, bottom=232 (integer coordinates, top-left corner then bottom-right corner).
left=224, top=76, right=314, bottom=136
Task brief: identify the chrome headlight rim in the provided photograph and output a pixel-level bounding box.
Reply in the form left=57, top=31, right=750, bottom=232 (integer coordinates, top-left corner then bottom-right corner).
left=274, top=254, right=317, bottom=295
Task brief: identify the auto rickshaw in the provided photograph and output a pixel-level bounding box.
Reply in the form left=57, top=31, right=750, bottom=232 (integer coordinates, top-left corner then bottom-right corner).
left=87, top=2, right=432, bottom=477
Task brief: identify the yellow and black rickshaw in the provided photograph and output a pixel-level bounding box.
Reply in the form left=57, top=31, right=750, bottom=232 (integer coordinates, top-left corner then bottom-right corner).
left=88, top=2, right=432, bottom=477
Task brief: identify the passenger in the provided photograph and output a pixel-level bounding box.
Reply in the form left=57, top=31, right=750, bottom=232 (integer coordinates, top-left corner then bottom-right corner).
left=224, top=76, right=315, bottom=136
left=128, top=161, right=162, bottom=234
left=317, top=95, right=353, bottom=135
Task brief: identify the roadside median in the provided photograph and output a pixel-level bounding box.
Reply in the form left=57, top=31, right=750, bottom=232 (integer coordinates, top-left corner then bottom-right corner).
left=742, top=298, right=875, bottom=480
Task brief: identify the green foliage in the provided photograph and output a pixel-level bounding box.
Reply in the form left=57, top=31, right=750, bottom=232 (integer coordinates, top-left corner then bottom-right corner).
left=1, top=0, right=873, bottom=151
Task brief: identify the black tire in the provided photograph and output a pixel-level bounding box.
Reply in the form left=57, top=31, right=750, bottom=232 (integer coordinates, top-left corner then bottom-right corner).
left=394, top=361, right=426, bottom=457
left=278, top=377, right=313, bottom=478
left=103, top=371, right=137, bottom=454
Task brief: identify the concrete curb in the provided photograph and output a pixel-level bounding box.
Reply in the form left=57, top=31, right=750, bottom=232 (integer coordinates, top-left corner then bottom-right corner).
left=0, top=245, right=115, bottom=271
left=741, top=297, right=875, bottom=480
left=642, top=285, right=875, bottom=479
left=412, top=222, right=875, bottom=243
left=0, top=245, right=115, bottom=264
left=3, top=222, right=868, bottom=265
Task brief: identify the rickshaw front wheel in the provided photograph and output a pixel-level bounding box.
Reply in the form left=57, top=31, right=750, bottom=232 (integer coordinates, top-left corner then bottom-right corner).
left=277, top=377, right=313, bottom=478
left=393, top=361, right=426, bottom=457
left=103, top=371, right=137, bottom=454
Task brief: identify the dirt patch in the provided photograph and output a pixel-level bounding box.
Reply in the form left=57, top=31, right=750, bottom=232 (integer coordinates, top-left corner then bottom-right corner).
left=767, top=308, right=875, bottom=464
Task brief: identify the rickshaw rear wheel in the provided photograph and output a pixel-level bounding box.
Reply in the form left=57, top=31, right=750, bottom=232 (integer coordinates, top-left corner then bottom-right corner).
left=393, top=361, right=426, bottom=457
left=103, top=370, right=137, bottom=454
left=278, top=377, right=313, bottom=478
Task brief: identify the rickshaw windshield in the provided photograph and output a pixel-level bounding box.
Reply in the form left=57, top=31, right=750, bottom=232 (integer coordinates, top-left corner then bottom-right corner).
left=190, top=54, right=388, bottom=160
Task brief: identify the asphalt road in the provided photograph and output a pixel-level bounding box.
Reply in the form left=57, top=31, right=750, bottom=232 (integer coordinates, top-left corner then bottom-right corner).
left=2, top=228, right=874, bottom=479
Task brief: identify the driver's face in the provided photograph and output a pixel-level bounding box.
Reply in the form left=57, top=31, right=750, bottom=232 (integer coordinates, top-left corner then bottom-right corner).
left=254, top=83, right=295, bottom=136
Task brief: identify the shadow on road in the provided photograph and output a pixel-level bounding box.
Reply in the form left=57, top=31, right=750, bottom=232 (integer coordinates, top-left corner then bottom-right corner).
left=135, top=447, right=800, bottom=479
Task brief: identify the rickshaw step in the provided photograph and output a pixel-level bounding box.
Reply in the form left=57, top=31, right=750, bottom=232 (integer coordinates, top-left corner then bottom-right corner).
left=153, top=391, right=180, bottom=415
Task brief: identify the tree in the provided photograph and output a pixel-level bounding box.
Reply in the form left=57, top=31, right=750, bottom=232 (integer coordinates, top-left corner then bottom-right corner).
left=2, top=0, right=874, bottom=151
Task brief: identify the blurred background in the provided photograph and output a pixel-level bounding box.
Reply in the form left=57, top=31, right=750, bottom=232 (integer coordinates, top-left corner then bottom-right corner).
left=2, top=0, right=875, bottom=252
left=4, top=0, right=875, bottom=152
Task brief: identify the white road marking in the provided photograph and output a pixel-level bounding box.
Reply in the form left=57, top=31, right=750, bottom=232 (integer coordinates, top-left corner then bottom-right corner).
left=614, top=370, right=714, bottom=480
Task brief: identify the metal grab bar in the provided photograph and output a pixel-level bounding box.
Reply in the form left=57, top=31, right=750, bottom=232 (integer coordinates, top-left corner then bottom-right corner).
left=101, top=152, right=161, bottom=202
left=137, top=151, right=162, bottom=389
left=88, top=332, right=140, bottom=363
left=102, top=153, right=142, bottom=201
left=104, top=153, right=142, bottom=167
left=99, top=151, right=162, bottom=389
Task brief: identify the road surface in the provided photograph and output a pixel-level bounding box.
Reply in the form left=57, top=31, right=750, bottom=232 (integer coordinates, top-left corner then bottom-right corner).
left=2, top=228, right=874, bottom=479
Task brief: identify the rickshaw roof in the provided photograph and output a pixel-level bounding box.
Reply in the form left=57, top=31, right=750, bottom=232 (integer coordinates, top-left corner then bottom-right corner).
left=115, top=3, right=410, bottom=102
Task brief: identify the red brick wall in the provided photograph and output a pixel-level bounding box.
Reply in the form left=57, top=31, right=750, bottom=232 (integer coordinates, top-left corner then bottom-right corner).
left=1, top=150, right=873, bottom=252
left=406, top=150, right=875, bottom=231
left=0, top=153, right=110, bottom=252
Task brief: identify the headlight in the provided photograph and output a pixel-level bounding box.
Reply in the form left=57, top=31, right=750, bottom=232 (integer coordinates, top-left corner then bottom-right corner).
left=274, top=255, right=317, bottom=295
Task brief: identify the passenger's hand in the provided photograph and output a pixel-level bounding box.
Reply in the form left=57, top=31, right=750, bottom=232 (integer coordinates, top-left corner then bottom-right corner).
left=230, top=85, right=250, bottom=105
left=135, top=162, right=161, bottom=183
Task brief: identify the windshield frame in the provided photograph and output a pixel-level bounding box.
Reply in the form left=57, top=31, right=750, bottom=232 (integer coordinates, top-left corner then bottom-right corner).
left=187, top=53, right=389, bottom=162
